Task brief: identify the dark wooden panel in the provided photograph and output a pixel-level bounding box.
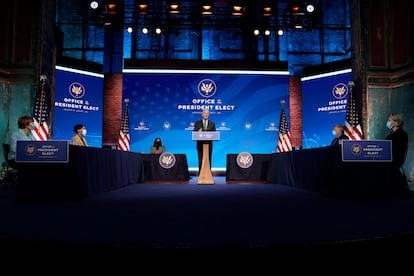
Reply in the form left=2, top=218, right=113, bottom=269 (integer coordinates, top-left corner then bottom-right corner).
left=0, top=1, right=10, bottom=63
left=368, top=0, right=387, bottom=68
left=391, top=0, right=410, bottom=68
left=13, top=0, right=38, bottom=64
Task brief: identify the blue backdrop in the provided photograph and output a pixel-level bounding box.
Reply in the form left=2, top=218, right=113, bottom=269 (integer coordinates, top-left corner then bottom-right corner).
left=302, top=70, right=352, bottom=148
left=53, top=66, right=104, bottom=147
left=123, top=70, right=289, bottom=169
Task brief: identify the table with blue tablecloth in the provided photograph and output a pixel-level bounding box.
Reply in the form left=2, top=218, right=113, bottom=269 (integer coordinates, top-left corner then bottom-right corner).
left=270, top=147, right=399, bottom=197
left=15, top=146, right=143, bottom=201
left=141, top=154, right=190, bottom=181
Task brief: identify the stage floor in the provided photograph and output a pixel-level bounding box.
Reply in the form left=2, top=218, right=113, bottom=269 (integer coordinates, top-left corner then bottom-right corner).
left=1, top=177, right=414, bottom=250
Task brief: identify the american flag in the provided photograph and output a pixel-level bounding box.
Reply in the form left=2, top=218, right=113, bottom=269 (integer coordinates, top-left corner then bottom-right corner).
left=118, top=98, right=130, bottom=151
left=32, top=75, right=50, bottom=141
left=344, top=81, right=364, bottom=140
left=277, top=101, right=293, bottom=152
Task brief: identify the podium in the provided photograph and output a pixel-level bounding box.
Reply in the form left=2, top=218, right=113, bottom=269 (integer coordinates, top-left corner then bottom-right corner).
left=192, top=131, right=220, bottom=184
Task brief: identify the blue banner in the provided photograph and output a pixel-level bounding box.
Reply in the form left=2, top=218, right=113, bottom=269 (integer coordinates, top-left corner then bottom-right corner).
left=123, top=70, right=289, bottom=169
left=53, top=66, right=104, bottom=147
left=15, top=140, right=69, bottom=163
left=302, top=70, right=352, bottom=148
left=342, top=140, right=392, bottom=162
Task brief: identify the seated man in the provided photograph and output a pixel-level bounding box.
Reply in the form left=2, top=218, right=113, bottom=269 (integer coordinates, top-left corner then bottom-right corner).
left=330, top=124, right=349, bottom=147
left=8, top=116, right=35, bottom=168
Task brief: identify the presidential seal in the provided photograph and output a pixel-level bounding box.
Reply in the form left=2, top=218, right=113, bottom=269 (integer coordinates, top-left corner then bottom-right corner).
left=236, top=152, right=254, bottom=169
left=198, top=79, right=217, bottom=98
left=159, top=152, right=176, bottom=169
left=69, top=82, right=86, bottom=99
left=332, top=83, right=348, bottom=100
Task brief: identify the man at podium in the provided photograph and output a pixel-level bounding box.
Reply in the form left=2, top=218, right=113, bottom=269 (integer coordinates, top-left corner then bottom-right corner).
left=194, top=109, right=216, bottom=172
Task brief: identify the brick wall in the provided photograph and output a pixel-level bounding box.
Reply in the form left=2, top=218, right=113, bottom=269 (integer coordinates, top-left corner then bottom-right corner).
left=289, top=76, right=302, bottom=148
left=102, top=73, right=122, bottom=147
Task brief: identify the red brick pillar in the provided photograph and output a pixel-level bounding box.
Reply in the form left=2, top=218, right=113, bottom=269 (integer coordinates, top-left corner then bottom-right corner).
left=102, top=73, right=122, bottom=147
left=289, top=76, right=302, bottom=148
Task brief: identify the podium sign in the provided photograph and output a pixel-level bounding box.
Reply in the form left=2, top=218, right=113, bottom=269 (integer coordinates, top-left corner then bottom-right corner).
left=192, top=131, right=220, bottom=141
left=341, top=140, right=392, bottom=162
left=16, top=140, right=69, bottom=163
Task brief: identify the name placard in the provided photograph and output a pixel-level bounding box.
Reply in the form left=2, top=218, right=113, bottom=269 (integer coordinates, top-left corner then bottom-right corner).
left=341, top=140, right=392, bottom=162
left=192, top=131, right=220, bottom=141
left=16, top=140, right=69, bottom=163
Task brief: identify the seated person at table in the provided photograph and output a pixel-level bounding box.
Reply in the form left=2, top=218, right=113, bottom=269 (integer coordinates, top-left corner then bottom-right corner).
left=8, top=116, right=35, bottom=168
left=385, top=113, right=409, bottom=196
left=71, top=124, right=88, bottom=146
left=150, top=137, right=165, bottom=154
left=330, top=124, right=349, bottom=147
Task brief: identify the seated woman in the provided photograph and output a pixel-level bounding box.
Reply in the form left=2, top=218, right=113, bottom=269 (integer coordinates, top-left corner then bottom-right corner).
left=150, top=137, right=165, bottom=154
left=71, top=124, right=88, bottom=146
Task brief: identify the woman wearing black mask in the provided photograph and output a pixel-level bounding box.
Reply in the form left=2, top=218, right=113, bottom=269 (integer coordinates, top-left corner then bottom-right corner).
left=150, top=137, right=165, bottom=154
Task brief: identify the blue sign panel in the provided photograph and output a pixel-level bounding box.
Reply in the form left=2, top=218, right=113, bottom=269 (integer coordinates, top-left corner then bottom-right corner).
left=302, top=69, right=352, bottom=149
left=123, top=70, right=289, bottom=169
left=15, top=140, right=69, bottom=163
left=341, top=140, right=392, bottom=162
left=53, top=66, right=104, bottom=148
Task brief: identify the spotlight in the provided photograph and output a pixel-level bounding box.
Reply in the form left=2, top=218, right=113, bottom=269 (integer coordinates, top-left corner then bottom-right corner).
left=142, top=27, right=148, bottom=34
left=264, top=30, right=271, bottom=36
left=127, top=27, right=133, bottom=33
left=306, top=4, right=315, bottom=13
left=253, top=29, right=260, bottom=36
left=90, top=1, right=99, bottom=9
left=278, top=29, right=284, bottom=36
left=155, top=27, right=162, bottom=34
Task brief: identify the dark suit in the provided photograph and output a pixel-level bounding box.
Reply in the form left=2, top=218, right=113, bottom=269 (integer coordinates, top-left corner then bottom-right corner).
left=330, top=134, right=349, bottom=147
left=194, top=119, right=216, bottom=172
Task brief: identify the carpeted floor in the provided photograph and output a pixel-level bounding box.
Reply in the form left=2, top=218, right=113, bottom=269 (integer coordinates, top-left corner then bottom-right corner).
left=1, top=177, right=414, bottom=252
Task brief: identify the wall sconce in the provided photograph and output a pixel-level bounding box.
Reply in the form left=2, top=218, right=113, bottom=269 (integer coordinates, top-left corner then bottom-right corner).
left=201, top=2, right=213, bottom=15
left=263, top=6, right=272, bottom=17
left=168, top=1, right=180, bottom=14
left=136, top=0, right=148, bottom=14
left=232, top=4, right=244, bottom=16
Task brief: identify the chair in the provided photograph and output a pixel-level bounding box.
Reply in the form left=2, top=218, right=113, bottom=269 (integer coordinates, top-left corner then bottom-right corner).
left=3, top=143, right=11, bottom=167
left=1, top=143, right=17, bottom=190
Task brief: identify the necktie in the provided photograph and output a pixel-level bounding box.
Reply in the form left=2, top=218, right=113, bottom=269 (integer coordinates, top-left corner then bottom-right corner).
left=203, top=120, right=207, bottom=130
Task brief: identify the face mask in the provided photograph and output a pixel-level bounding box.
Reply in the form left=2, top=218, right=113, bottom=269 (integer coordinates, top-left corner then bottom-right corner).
left=82, top=129, right=87, bottom=136
left=386, top=121, right=392, bottom=129
left=332, top=130, right=337, bottom=136
left=29, top=124, right=35, bottom=131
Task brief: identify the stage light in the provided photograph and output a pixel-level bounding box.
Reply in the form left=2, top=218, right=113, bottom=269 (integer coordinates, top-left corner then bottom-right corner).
left=155, top=27, right=162, bottom=34
left=142, top=27, right=148, bottom=34
left=127, top=27, right=133, bottom=33
left=264, top=30, right=271, bottom=36
left=278, top=29, right=284, bottom=36
left=306, top=4, right=315, bottom=13
left=294, top=24, right=303, bottom=29
left=253, top=29, right=260, bottom=36
left=90, top=1, right=99, bottom=9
